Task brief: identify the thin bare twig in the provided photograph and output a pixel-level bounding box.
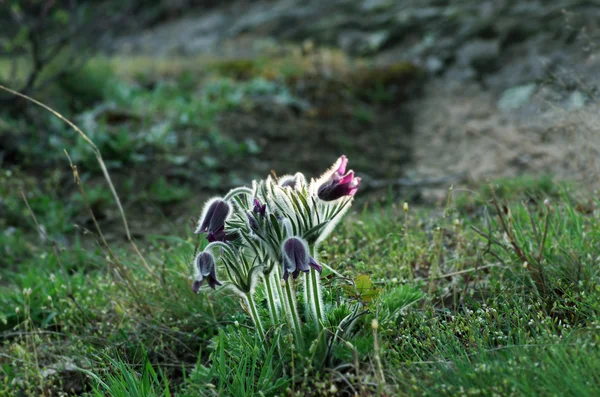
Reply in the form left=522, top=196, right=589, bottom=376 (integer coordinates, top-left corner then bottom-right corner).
left=487, top=180, right=546, bottom=294
left=64, top=151, right=152, bottom=317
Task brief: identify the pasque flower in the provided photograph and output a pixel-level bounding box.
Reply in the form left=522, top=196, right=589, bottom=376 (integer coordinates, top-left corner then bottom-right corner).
left=192, top=251, right=221, bottom=291
left=253, top=198, right=266, bottom=217
left=190, top=155, right=358, bottom=350
left=195, top=198, right=231, bottom=235
left=317, top=155, right=361, bottom=201
left=248, top=198, right=266, bottom=231
left=282, top=237, right=322, bottom=280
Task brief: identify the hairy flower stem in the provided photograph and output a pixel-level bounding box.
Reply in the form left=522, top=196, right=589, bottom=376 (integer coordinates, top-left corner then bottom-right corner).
left=223, top=187, right=253, bottom=202
left=264, top=274, right=281, bottom=325
left=274, top=266, right=287, bottom=315
left=246, top=293, right=266, bottom=342
left=283, top=279, right=304, bottom=350
left=264, top=273, right=287, bottom=363
left=304, top=270, right=314, bottom=321
left=309, top=268, right=326, bottom=355
left=310, top=268, right=324, bottom=327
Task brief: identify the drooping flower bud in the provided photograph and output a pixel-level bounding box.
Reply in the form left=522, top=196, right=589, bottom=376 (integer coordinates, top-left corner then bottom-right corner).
left=282, top=237, right=321, bottom=280
left=192, top=251, right=221, bottom=291
left=195, top=199, right=231, bottom=235
left=317, top=155, right=361, bottom=201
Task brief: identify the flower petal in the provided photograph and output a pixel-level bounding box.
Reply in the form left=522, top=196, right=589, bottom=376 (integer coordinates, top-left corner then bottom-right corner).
left=336, top=155, right=348, bottom=175
left=309, top=257, right=322, bottom=274
left=339, top=170, right=355, bottom=185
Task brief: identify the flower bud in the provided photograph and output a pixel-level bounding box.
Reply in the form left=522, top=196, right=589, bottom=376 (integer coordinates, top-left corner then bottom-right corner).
left=192, top=252, right=222, bottom=291
left=317, top=155, right=361, bottom=201
left=195, top=199, right=231, bottom=235
left=281, top=237, right=322, bottom=280
left=282, top=237, right=309, bottom=281
left=371, top=318, right=379, bottom=330
left=252, top=198, right=266, bottom=217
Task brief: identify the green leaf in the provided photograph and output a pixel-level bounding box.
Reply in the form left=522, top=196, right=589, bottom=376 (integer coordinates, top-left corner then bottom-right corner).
left=343, top=274, right=381, bottom=302
left=269, top=214, right=281, bottom=241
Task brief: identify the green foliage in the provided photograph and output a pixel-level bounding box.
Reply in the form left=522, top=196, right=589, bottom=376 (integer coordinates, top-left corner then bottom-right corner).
left=416, top=334, right=600, bottom=396
left=149, top=177, right=192, bottom=203
left=455, top=175, right=570, bottom=211
left=3, top=175, right=600, bottom=394
left=84, top=352, right=172, bottom=397
left=182, top=328, right=289, bottom=396
left=54, top=59, right=118, bottom=110
left=343, top=274, right=382, bottom=302
left=377, top=284, right=425, bottom=326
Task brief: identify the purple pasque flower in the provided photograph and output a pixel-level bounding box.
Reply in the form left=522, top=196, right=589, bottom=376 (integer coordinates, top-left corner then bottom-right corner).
left=282, top=237, right=322, bottom=280
left=317, top=155, right=361, bottom=201
left=247, top=198, right=266, bottom=232
left=253, top=198, right=266, bottom=217
left=195, top=199, right=231, bottom=235
left=192, top=251, right=222, bottom=292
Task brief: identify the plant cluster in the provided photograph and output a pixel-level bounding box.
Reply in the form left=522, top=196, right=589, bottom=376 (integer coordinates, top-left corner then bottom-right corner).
left=191, top=155, right=361, bottom=355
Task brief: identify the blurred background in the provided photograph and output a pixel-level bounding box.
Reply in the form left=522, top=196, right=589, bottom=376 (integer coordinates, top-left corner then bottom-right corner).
left=1, top=0, right=600, bottom=247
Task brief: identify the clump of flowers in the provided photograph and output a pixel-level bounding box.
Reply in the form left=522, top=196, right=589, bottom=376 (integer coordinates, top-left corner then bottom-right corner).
left=192, top=155, right=360, bottom=348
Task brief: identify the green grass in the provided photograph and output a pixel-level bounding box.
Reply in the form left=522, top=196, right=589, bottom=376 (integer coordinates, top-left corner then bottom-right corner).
left=2, top=172, right=599, bottom=395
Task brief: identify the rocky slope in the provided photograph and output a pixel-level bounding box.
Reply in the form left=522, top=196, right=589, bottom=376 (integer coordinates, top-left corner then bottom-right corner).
left=110, top=0, right=600, bottom=197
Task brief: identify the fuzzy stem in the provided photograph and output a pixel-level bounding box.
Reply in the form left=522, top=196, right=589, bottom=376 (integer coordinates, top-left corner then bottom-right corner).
left=265, top=274, right=286, bottom=363
left=264, top=274, right=280, bottom=325
left=275, top=266, right=302, bottom=347
left=246, top=293, right=266, bottom=342
left=304, top=268, right=313, bottom=321
left=310, top=268, right=324, bottom=328
left=223, top=187, right=253, bottom=201
left=283, top=279, right=304, bottom=349
left=274, top=266, right=287, bottom=314
left=204, top=241, right=235, bottom=256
